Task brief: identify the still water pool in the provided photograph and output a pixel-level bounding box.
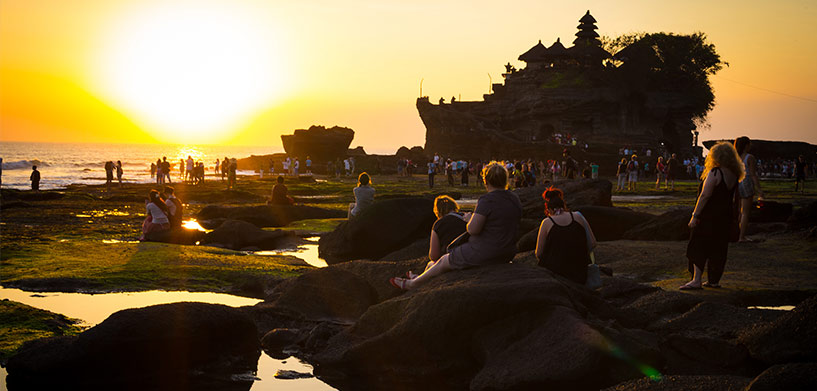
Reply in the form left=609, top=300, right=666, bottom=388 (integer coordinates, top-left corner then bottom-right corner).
left=0, top=288, right=336, bottom=390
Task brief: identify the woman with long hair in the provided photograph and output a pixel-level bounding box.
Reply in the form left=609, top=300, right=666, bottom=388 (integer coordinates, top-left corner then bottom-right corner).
left=140, top=189, right=171, bottom=241
left=391, top=161, right=522, bottom=290
left=734, top=136, right=764, bottom=242
left=535, top=188, right=597, bottom=284
left=681, top=142, right=745, bottom=290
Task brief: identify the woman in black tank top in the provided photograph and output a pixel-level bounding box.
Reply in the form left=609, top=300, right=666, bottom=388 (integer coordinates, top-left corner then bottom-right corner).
left=535, top=188, right=597, bottom=284
left=681, top=142, right=744, bottom=290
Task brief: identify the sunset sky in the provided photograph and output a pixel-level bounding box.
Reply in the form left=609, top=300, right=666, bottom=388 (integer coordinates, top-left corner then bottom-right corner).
left=1, top=0, right=815, bottom=153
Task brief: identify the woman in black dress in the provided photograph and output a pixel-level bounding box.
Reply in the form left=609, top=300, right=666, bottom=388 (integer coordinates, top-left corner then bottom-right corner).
left=681, top=142, right=745, bottom=290
left=535, top=188, right=597, bottom=284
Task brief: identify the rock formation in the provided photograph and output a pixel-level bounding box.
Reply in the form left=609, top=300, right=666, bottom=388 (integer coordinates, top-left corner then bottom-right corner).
left=418, top=11, right=723, bottom=162
left=280, top=125, right=354, bottom=162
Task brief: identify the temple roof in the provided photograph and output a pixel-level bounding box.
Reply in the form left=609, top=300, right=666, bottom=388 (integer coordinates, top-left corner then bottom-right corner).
left=575, top=29, right=600, bottom=39
left=546, top=38, right=569, bottom=57
left=518, top=40, right=548, bottom=62
left=579, top=10, right=597, bottom=24
left=568, top=42, right=611, bottom=59
left=576, top=23, right=598, bottom=30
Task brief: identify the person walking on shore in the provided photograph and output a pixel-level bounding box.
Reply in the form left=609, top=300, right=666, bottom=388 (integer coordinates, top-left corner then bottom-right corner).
left=116, top=160, right=123, bottom=187
left=221, top=157, right=229, bottom=181
left=681, top=142, right=743, bottom=290
left=186, top=156, right=194, bottom=183
left=30, top=165, right=40, bottom=191
left=161, top=157, right=172, bottom=184
left=104, top=161, right=115, bottom=192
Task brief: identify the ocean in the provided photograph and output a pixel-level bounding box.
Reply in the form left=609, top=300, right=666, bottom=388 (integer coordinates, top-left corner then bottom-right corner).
left=0, top=142, right=281, bottom=190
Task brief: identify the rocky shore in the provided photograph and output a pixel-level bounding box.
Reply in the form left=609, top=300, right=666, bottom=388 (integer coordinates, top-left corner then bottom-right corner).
left=2, top=173, right=816, bottom=390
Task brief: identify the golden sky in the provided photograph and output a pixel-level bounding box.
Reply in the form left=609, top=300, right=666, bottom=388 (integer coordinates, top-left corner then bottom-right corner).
left=1, top=0, right=816, bottom=153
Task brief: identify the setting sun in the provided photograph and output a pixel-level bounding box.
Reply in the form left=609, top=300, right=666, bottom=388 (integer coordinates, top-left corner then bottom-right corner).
left=94, top=2, right=288, bottom=144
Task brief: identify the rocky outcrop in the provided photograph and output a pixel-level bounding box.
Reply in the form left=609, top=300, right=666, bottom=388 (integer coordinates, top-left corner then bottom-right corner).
left=744, top=362, right=817, bottom=391
left=514, top=178, right=613, bottom=219
left=201, top=219, right=301, bottom=251
left=310, top=264, right=663, bottom=390
left=740, top=294, right=817, bottom=365
left=280, top=125, right=354, bottom=162
left=197, top=204, right=345, bottom=229
left=623, top=207, right=693, bottom=241
left=318, top=198, right=436, bottom=264
left=603, top=375, right=751, bottom=391
left=6, top=302, right=260, bottom=390
left=575, top=206, right=654, bottom=241
left=703, top=139, right=817, bottom=161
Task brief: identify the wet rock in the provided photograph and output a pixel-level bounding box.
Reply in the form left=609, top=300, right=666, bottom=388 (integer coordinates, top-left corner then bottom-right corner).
left=745, top=362, right=817, bottom=391
left=6, top=302, right=260, bottom=390
left=741, top=294, right=817, bottom=365
left=621, top=290, right=703, bottom=327
left=197, top=204, right=344, bottom=228
left=263, top=267, right=377, bottom=323
left=261, top=328, right=303, bottom=359
left=650, top=302, right=772, bottom=339
left=623, top=207, right=693, bottom=241
left=0, top=189, right=66, bottom=201
left=576, top=206, right=654, bottom=241
left=274, top=369, right=314, bottom=380
left=603, top=375, right=751, bottom=391
left=661, top=334, right=754, bottom=376
left=0, top=201, right=32, bottom=210
left=202, top=220, right=300, bottom=251
left=318, top=198, right=436, bottom=264
left=598, top=277, right=660, bottom=305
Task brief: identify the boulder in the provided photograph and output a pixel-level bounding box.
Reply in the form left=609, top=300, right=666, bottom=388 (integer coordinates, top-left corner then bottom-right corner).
left=749, top=200, right=793, bottom=223
left=311, top=264, right=662, bottom=390
left=575, top=206, right=655, bottom=241
left=6, top=302, right=260, bottom=390
left=379, top=238, right=429, bottom=262
left=603, top=375, right=751, bottom=391
left=318, top=198, right=436, bottom=264
left=262, top=267, right=377, bottom=323
left=623, top=207, right=693, bottom=241
left=650, top=302, right=774, bottom=339
left=741, top=294, right=817, bottom=365
left=788, top=200, right=817, bottom=230
left=280, top=125, right=354, bottom=162
left=201, top=219, right=300, bottom=250
left=745, top=362, right=817, bottom=391
left=261, top=328, right=303, bottom=359
left=514, top=179, right=613, bottom=219
left=196, top=204, right=344, bottom=228
left=517, top=228, right=539, bottom=252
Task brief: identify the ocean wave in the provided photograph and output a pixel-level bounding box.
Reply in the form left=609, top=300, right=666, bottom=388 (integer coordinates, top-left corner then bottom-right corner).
left=1, top=159, right=50, bottom=170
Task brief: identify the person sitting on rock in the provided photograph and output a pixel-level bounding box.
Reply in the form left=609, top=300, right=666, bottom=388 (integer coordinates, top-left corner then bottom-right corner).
left=269, top=176, right=294, bottom=205
left=141, top=190, right=171, bottom=241
left=348, top=172, right=375, bottom=218
left=163, top=186, right=183, bottom=228
left=408, top=195, right=468, bottom=278
left=391, top=161, right=522, bottom=290
left=534, top=188, right=596, bottom=284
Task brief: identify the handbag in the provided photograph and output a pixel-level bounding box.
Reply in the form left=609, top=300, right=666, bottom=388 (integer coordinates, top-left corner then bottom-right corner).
left=446, top=231, right=470, bottom=252
left=586, top=252, right=602, bottom=290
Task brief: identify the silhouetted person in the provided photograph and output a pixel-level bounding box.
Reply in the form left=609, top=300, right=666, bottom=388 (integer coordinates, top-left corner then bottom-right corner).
left=105, top=161, right=115, bottom=191
left=30, top=165, right=40, bottom=191
left=270, top=176, right=294, bottom=205
left=163, top=186, right=183, bottom=228
left=116, top=160, right=123, bottom=187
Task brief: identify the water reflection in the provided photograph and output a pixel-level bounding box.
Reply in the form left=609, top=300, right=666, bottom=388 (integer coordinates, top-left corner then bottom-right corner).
left=0, top=288, right=336, bottom=390
left=182, top=218, right=211, bottom=232
left=747, top=305, right=795, bottom=311
left=253, top=237, right=327, bottom=268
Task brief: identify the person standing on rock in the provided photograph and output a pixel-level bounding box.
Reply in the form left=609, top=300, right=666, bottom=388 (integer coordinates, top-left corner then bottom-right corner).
left=535, top=188, right=596, bottom=284
left=306, top=156, right=312, bottom=174
left=348, top=172, right=375, bottom=218
left=221, top=157, right=229, bottom=181
left=627, top=154, right=639, bottom=191
left=104, top=161, right=115, bottom=192
left=30, top=165, right=40, bottom=191
left=794, top=155, right=807, bottom=193
left=667, top=153, right=679, bottom=190
left=616, top=158, right=627, bottom=191
left=734, top=137, right=764, bottom=243
left=391, top=161, right=522, bottom=290
left=655, top=156, right=666, bottom=190
left=681, top=142, right=743, bottom=290
left=116, top=160, right=123, bottom=187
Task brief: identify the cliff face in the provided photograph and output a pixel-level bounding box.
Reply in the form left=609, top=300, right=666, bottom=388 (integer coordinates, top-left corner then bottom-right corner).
left=418, top=67, right=698, bottom=160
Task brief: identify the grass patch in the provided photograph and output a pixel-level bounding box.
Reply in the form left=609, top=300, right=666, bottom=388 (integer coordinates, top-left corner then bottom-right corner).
left=276, top=218, right=345, bottom=234
left=0, top=300, right=83, bottom=361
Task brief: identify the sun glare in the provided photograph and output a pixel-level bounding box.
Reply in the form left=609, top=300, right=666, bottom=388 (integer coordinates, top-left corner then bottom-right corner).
left=95, top=2, right=288, bottom=144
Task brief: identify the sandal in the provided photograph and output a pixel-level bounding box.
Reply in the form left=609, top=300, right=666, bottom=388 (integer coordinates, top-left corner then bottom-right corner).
left=703, top=282, right=721, bottom=288
left=679, top=282, right=702, bottom=290
left=406, top=271, right=419, bottom=279
left=389, top=277, right=410, bottom=291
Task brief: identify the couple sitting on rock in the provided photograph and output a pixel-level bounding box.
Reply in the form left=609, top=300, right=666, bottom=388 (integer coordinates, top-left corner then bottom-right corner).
left=140, top=187, right=183, bottom=241
left=390, top=162, right=596, bottom=290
